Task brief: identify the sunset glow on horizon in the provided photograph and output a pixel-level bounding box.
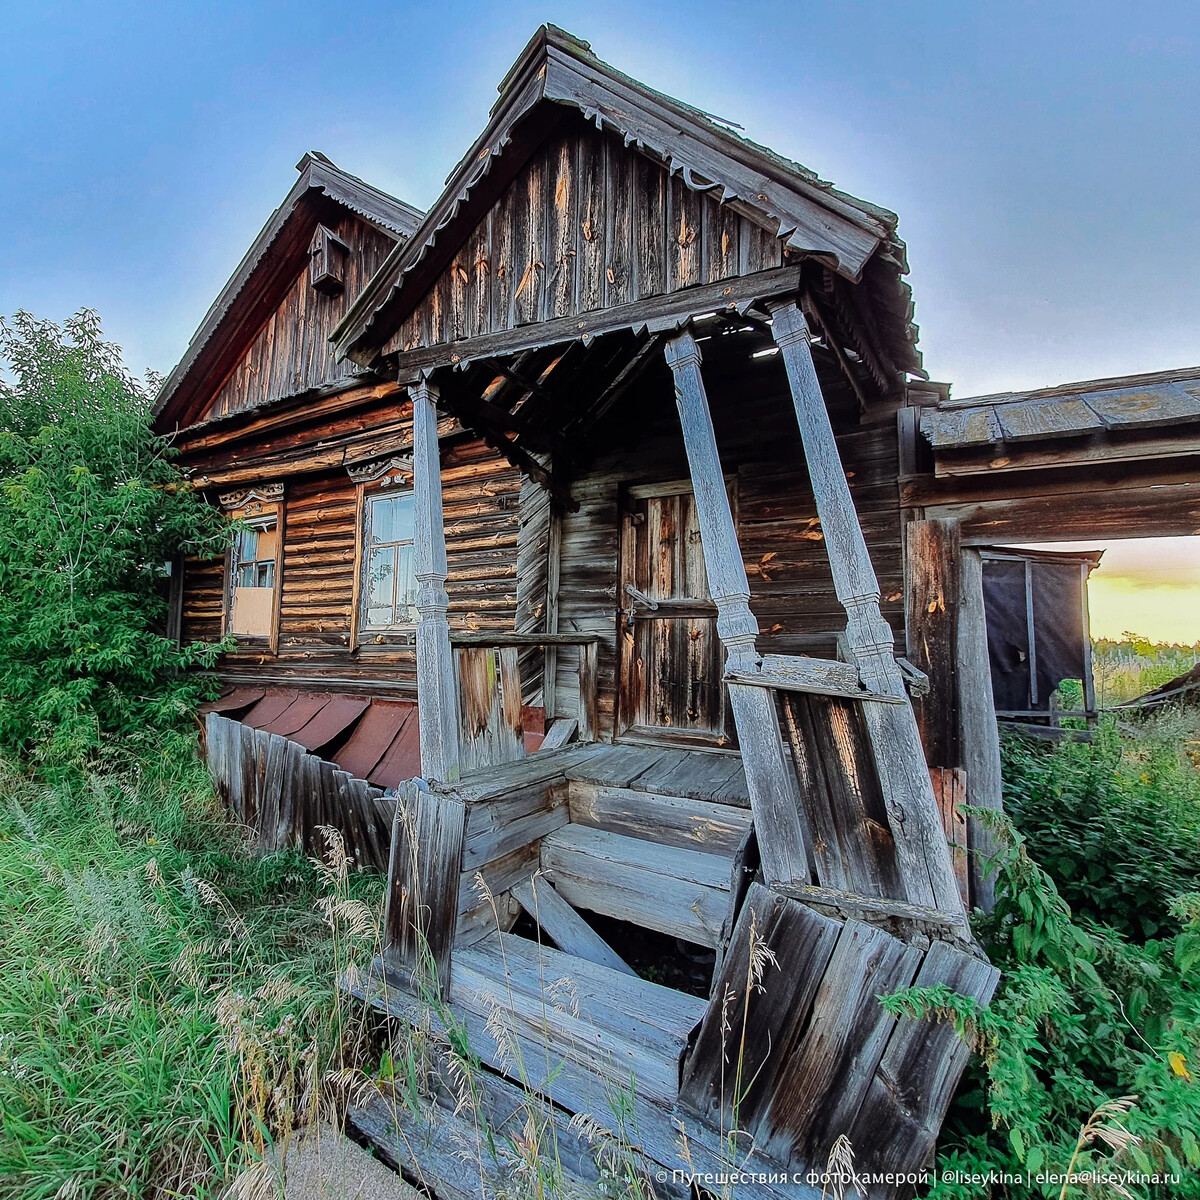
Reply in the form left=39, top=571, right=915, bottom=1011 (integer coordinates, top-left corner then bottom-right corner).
left=1020, top=537, right=1200, bottom=646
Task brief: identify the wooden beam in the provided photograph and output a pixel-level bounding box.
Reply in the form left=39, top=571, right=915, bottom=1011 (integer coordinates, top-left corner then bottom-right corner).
left=768, top=302, right=967, bottom=924
left=958, top=549, right=1003, bottom=912
left=511, top=876, right=636, bottom=976
left=411, top=378, right=460, bottom=784
left=905, top=519, right=962, bottom=766
left=664, top=330, right=811, bottom=888
left=392, top=265, right=803, bottom=377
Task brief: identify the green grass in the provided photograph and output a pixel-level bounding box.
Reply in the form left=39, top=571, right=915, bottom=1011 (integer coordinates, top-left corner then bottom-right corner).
left=0, top=737, right=380, bottom=1199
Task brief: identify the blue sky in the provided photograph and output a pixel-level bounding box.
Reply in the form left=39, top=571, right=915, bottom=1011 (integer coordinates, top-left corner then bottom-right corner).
left=2, top=1, right=1199, bottom=398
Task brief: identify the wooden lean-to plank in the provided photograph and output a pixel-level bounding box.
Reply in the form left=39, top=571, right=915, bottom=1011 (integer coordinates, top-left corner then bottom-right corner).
left=511, top=876, right=636, bottom=975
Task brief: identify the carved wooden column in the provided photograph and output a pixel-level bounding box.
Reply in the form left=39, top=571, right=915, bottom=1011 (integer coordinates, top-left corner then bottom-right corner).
left=768, top=302, right=966, bottom=920
left=411, top=377, right=460, bottom=784
left=664, top=331, right=811, bottom=887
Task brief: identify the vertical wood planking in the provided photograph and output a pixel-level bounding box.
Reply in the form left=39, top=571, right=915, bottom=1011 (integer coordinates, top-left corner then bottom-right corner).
left=384, top=781, right=467, bottom=995
left=958, top=549, right=1003, bottom=911
left=635, top=154, right=666, bottom=300
left=576, top=132, right=605, bottom=312
left=671, top=174, right=702, bottom=289
left=546, top=137, right=577, bottom=320
left=606, top=138, right=634, bottom=306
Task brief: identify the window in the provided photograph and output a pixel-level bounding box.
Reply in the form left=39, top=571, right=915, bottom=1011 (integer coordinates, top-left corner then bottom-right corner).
left=230, top=520, right=278, bottom=637
left=361, top=491, right=417, bottom=630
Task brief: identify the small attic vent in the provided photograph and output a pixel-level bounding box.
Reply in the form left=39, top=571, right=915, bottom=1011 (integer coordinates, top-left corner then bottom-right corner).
left=309, top=225, right=350, bottom=296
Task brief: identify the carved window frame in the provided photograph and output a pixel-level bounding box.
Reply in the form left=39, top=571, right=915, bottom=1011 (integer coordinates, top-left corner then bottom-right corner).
left=219, top=484, right=284, bottom=653
left=349, top=457, right=417, bottom=650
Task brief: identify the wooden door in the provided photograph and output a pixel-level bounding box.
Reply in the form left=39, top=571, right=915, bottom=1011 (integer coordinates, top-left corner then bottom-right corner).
left=618, top=484, right=727, bottom=742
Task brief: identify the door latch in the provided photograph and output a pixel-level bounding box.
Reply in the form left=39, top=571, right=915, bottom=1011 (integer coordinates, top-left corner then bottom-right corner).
left=622, top=583, right=660, bottom=627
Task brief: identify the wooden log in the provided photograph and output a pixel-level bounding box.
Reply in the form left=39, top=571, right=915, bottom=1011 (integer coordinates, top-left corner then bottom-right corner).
left=905, top=519, right=962, bottom=766
left=383, top=781, right=466, bottom=995
left=411, top=379, right=461, bottom=783
left=958, top=549, right=1003, bottom=912
left=511, top=876, right=635, bottom=976
left=664, top=331, right=811, bottom=888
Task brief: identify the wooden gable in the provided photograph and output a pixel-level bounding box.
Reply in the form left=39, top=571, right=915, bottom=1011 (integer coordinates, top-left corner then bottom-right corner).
left=383, top=119, right=784, bottom=358
left=201, top=212, right=397, bottom=422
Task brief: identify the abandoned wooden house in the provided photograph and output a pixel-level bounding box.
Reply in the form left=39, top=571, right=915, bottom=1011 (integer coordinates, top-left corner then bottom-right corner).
left=154, top=26, right=1013, bottom=1199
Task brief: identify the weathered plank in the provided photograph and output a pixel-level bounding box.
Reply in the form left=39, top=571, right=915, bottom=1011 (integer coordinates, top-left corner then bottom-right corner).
left=411, top=380, right=461, bottom=784
left=957, top=549, right=1003, bottom=911
left=568, top=780, right=751, bottom=856
left=847, top=940, right=1000, bottom=1194
left=905, top=519, right=962, bottom=766
left=540, top=823, right=730, bottom=947
left=511, top=876, right=635, bottom=976
left=680, top=883, right=842, bottom=1128
left=383, top=781, right=466, bottom=995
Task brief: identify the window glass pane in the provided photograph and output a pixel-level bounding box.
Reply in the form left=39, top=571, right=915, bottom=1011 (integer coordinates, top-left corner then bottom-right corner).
left=370, top=492, right=414, bottom=546
left=394, top=544, right=417, bottom=621
left=366, top=545, right=395, bottom=612
left=237, top=527, right=259, bottom=562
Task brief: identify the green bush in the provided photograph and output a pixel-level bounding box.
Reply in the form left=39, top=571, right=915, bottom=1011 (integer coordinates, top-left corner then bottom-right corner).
left=892, top=717, right=1200, bottom=1197
left=1002, top=717, right=1200, bottom=940
left=0, top=310, right=228, bottom=769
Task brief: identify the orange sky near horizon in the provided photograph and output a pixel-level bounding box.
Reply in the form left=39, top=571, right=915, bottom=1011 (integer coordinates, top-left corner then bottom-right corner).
left=1019, top=537, right=1200, bottom=645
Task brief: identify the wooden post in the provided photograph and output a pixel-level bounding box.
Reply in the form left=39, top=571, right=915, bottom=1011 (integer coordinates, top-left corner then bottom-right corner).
left=958, top=549, right=1003, bottom=911
left=411, top=377, right=460, bottom=784
left=768, top=302, right=966, bottom=922
left=905, top=518, right=962, bottom=767
left=664, top=331, right=811, bottom=887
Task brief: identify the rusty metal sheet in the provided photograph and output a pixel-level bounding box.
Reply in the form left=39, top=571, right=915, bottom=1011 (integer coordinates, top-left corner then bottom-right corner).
left=199, top=687, right=265, bottom=715
left=289, top=696, right=371, bottom=752
left=368, top=709, right=423, bottom=788
left=333, top=701, right=414, bottom=781
left=259, top=694, right=332, bottom=737
left=240, top=690, right=299, bottom=729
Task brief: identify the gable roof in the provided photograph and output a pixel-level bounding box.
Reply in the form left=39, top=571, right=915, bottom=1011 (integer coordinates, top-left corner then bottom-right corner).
left=153, top=152, right=423, bottom=428
left=333, top=25, right=913, bottom=370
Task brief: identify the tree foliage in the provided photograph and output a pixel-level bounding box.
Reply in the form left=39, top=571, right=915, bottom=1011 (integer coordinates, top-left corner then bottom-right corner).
left=0, top=310, right=228, bottom=768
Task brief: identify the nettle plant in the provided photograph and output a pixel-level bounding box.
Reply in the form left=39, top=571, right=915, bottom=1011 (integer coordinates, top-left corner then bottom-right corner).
left=885, top=807, right=1200, bottom=1198
left=0, top=309, right=229, bottom=769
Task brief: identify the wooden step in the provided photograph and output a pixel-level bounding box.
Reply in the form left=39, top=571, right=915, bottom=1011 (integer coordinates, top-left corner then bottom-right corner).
left=539, top=824, right=732, bottom=947
left=452, top=931, right=706, bottom=1104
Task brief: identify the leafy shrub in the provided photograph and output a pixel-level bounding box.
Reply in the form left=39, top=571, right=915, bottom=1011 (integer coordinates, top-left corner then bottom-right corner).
left=1001, top=717, right=1200, bottom=940
left=890, top=718, right=1200, bottom=1197
left=0, top=310, right=228, bottom=769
